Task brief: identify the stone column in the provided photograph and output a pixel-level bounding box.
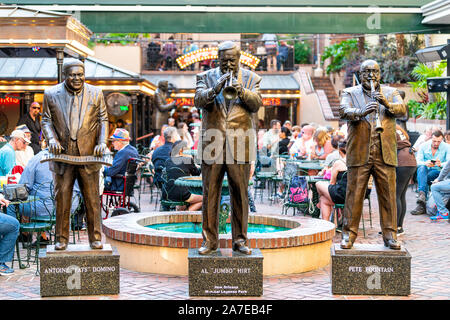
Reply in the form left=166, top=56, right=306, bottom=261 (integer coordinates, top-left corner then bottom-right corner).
left=56, top=48, right=64, bottom=83
left=131, top=93, right=138, bottom=146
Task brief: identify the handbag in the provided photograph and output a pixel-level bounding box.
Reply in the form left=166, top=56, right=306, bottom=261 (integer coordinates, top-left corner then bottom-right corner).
left=288, top=176, right=309, bottom=204
left=3, top=184, right=29, bottom=201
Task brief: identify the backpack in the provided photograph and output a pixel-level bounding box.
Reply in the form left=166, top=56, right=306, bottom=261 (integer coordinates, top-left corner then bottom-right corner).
left=288, top=176, right=309, bottom=204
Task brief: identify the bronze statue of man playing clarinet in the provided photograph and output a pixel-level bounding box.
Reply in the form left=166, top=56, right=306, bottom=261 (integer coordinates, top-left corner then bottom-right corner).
left=339, top=59, right=406, bottom=250
left=42, top=59, right=108, bottom=250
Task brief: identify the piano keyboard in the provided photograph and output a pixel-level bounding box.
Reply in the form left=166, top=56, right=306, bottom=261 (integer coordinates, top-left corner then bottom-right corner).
left=40, top=153, right=113, bottom=166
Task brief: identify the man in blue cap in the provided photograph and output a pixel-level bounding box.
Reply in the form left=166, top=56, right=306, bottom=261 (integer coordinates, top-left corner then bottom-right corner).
left=104, top=128, right=139, bottom=192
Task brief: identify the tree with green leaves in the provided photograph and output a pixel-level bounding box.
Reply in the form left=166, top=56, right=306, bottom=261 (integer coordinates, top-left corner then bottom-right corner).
left=321, top=39, right=359, bottom=75
left=408, top=61, right=447, bottom=120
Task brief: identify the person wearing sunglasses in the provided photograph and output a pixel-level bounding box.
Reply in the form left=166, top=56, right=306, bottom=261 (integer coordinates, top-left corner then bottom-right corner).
left=17, top=101, right=41, bottom=154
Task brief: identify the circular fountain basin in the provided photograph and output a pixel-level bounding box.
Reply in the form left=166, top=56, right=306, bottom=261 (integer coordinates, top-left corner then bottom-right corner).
left=146, top=222, right=290, bottom=233
left=102, top=211, right=335, bottom=276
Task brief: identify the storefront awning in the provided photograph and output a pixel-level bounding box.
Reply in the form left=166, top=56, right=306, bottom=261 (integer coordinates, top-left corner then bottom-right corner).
left=2, top=1, right=447, bottom=34
left=0, top=56, right=156, bottom=95
left=0, top=56, right=140, bottom=79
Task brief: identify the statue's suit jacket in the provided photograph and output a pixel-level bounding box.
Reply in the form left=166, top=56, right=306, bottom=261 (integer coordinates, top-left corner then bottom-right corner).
left=339, top=85, right=406, bottom=167
left=41, top=83, right=109, bottom=174
left=195, top=67, right=262, bottom=163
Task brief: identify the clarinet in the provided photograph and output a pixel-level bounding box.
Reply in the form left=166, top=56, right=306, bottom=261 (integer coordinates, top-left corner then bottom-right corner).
left=370, top=80, right=384, bottom=133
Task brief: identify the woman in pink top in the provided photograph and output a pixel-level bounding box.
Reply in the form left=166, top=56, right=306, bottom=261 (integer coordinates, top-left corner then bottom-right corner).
left=311, top=130, right=333, bottom=160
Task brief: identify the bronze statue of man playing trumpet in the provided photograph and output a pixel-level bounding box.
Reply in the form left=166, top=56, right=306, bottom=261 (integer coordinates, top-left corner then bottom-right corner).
left=339, top=59, right=406, bottom=250
left=194, top=41, right=262, bottom=255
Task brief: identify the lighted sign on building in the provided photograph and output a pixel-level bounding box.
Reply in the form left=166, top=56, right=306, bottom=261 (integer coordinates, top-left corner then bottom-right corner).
left=176, top=47, right=260, bottom=70
left=167, top=98, right=195, bottom=106
left=0, top=96, right=20, bottom=105
left=262, top=98, right=281, bottom=106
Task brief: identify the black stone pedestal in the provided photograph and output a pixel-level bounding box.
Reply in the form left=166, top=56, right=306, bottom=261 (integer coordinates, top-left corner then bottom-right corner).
left=331, top=244, right=411, bottom=296
left=39, top=244, right=120, bottom=297
left=188, top=248, right=263, bottom=296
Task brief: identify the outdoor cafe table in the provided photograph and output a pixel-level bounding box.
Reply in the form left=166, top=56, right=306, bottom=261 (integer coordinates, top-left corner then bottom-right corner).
left=175, top=175, right=252, bottom=196
left=286, top=159, right=325, bottom=175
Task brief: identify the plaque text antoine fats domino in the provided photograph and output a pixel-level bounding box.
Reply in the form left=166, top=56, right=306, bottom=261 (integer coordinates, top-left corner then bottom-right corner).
left=43, top=265, right=116, bottom=274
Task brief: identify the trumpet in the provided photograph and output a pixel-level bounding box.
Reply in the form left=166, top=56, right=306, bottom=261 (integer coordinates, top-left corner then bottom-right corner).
left=222, top=70, right=238, bottom=100
left=370, top=80, right=384, bottom=133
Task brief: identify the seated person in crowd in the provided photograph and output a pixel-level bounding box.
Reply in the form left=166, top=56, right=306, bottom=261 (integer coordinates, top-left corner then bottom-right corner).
left=278, top=127, right=291, bottom=156
left=288, top=125, right=301, bottom=149
left=315, top=140, right=347, bottom=222
left=283, top=120, right=292, bottom=131
left=320, top=134, right=345, bottom=179
left=149, top=124, right=169, bottom=153
left=411, top=130, right=450, bottom=215
left=104, top=129, right=140, bottom=192
left=192, top=127, right=200, bottom=150
left=152, top=126, right=179, bottom=188
left=178, top=122, right=194, bottom=149
left=430, top=156, right=450, bottom=221
left=445, top=130, right=450, bottom=144
left=262, top=119, right=281, bottom=156
left=413, top=126, right=440, bottom=152
left=163, top=140, right=202, bottom=211
left=444, top=130, right=450, bottom=144
left=323, top=134, right=344, bottom=168
left=0, top=194, right=19, bottom=274
left=275, top=127, right=291, bottom=181
left=0, top=130, right=30, bottom=176
left=311, top=129, right=333, bottom=160
left=14, top=124, right=34, bottom=168
left=7, top=148, right=83, bottom=236
left=290, top=125, right=315, bottom=159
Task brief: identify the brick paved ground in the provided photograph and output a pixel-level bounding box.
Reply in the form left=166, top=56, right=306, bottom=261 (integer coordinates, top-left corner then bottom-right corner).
left=1, top=184, right=449, bottom=300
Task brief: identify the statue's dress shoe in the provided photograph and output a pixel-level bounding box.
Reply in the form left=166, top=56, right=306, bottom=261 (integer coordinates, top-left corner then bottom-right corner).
left=90, top=241, right=103, bottom=249
left=54, top=242, right=67, bottom=250
left=340, top=233, right=354, bottom=249
left=198, top=244, right=217, bottom=255
left=232, top=242, right=252, bottom=255
left=384, top=238, right=401, bottom=250
left=340, top=238, right=353, bottom=249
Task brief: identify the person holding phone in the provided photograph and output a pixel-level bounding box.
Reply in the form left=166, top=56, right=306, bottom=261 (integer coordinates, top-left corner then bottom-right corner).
left=411, top=130, right=450, bottom=215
